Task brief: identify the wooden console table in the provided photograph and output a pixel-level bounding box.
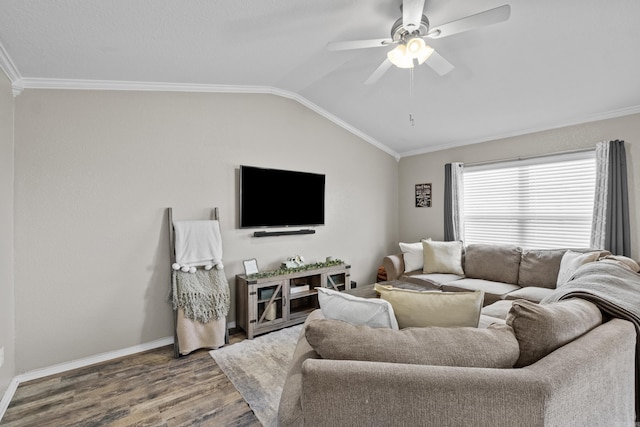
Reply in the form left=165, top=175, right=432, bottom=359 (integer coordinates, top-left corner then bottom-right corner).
left=236, top=263, right=351, bottom=339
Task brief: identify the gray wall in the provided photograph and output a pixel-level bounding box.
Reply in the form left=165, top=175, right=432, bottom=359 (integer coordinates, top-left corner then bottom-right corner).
left=13, top=89, right=399, bottom=372
left=0, top=72, right=15, bottom=395
left=399, top=113, right=640, bottom=259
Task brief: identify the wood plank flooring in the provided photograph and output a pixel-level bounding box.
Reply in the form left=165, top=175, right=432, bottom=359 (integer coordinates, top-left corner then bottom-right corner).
left=1, top=333, right=261, bottom=427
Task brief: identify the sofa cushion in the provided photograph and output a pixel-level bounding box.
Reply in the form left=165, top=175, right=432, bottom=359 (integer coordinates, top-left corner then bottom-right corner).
left=422, top=240, right=464, bottom=275
left=375, top=284, right=483, bottom=328
left=464, top=244, right=522, bottom=284
left=503, top=286, right=554, bottom=303
left=481, top=300, right=514, bottom=320
left=317, top=287, right=399, bottom=329
left=399, top=242, right=423, bottom=272
left=506, top=298, right=602, bottom=367
left=556, top=250, right=601, bottom=286
left=518, top=249, right=566, bottom=289
left=441, top=278, right=520, bottom=306
left=399, top=272, right=463, bottom=290
left=477, top=315, right=507, bottom=328
left=305, top=319, right=520, bottom=368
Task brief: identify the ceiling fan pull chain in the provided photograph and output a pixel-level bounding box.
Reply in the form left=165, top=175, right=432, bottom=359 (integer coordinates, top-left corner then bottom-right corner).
left=409, top=68, right=415, bottom=126
left=409, top=67, right=414, bottom=97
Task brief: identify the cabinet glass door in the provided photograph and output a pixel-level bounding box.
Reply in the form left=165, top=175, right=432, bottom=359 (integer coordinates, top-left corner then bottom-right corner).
left=327, top=272, right=348, bottom=291
left=256, top=281, right=285, bottom=326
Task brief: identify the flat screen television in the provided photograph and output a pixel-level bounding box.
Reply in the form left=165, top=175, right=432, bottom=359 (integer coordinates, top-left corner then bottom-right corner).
left=239, top=165, right=325, bottom=228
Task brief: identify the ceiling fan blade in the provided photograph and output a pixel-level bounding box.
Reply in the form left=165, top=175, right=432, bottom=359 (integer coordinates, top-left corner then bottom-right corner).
left=402, top=0, right=425, bottom=33
left=364, top=59, right=393, bottom=85
left=327, top=38, right=394, bottom=51
left=427, top=4, right=511, bottom=39
left=424, top=50, right=454, bottom=76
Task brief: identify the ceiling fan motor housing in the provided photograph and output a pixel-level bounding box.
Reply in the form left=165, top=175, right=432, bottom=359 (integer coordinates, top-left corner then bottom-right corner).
left=391, top=15, right=429, bottom=42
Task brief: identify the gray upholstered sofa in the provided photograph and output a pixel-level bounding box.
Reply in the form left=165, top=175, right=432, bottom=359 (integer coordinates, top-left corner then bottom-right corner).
left=278, top=307, right=636, bottom=427
left=383, top=244, right=611, bottom=306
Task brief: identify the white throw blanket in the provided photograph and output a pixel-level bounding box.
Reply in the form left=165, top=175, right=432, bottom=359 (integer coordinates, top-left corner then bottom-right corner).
left=173, top=220, right=223, bottom=268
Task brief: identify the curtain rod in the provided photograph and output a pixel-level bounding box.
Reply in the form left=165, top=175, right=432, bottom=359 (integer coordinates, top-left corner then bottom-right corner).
left=463, top=147, right=595, bottom=168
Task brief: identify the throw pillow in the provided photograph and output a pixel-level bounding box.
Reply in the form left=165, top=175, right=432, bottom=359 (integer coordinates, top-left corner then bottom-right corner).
left=305, top=319, right=519, bottom=368
left=518, top=249, right=567, bottom=289
left=317, top=287, right=399, bottom=330
left=375, top=284, right=483, bottom=328
left=422, top=240, right=464, bottom=275
left=556, top=250, right=601, bottom=286
left=463, top=244, right=522, bottom=284
left=399, top=242, right=424, bottom=272
left=505, top=298, right=602, bottom=367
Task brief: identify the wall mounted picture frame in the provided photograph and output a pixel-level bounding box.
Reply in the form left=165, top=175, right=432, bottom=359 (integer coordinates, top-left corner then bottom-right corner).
left=415, top=183, right=432, bottom=208
left=243, top=258, right=259, bottom=275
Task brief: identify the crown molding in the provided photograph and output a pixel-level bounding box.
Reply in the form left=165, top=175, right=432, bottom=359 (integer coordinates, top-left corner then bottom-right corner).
left=0, top=40, right=23, bottom=96
left=398, top=104, right=640, bottom=158
left=17, top=77, right=401, bottom=160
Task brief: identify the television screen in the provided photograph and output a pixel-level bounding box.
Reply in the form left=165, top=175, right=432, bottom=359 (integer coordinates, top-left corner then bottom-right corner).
left=239, top=165, right=325, bottom=228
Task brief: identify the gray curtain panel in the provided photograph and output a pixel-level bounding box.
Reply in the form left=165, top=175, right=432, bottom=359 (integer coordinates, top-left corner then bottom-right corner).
left=444, top=163, right=454, bottom=241
left=444, top=163, right=464, bottom=241
left=605, top=140, right=631, bottom=256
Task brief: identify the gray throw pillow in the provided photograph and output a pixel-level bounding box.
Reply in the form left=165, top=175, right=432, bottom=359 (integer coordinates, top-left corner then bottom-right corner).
left=506, top=298, right=602, bottom=367
left=518, top=249, right=566, bottom=289
left=464, top=244, right=522, bottom=284
left=305, top=319, right=520, bottom=369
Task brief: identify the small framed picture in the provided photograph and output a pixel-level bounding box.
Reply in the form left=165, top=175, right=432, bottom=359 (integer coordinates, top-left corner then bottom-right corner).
left=415, top=183, right=432, bottom=208
left=243, top=258, right=259, bottom=276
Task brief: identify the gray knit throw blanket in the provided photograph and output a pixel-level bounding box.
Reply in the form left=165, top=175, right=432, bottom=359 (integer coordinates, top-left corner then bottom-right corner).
left=172, top=268, right=230, bottom=323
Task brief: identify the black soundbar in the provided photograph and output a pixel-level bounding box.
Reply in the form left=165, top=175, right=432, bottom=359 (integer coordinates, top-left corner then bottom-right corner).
left=253, top=229, right=316, bottom=237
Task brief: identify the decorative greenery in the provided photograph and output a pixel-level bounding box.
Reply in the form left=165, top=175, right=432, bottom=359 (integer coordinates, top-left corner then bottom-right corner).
left=248, top=259, right=345, bottom=279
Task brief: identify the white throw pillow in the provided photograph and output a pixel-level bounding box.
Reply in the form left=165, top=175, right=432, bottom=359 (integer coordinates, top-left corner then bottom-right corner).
left=317, top=287, right=399, bottom=329
left=422, top=240, right=464, bottom=275
left=399, top=242, right=423, bottom=272
left=556, top=250, right=600, bottom=286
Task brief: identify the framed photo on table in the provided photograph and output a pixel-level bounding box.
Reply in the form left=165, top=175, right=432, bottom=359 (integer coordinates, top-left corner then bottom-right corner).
left=243, top=258, right=259, bottom=276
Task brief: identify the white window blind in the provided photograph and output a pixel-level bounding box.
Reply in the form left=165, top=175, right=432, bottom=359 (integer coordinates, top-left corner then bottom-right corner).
left=463, top=151, right=596, bottom=249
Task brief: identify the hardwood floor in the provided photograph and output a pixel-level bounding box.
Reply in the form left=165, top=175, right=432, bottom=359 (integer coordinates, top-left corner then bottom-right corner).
left=1, top=334, right=261, bottom=427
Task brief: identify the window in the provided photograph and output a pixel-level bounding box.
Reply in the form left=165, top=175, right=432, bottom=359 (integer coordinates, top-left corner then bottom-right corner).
left=463, top=151, right=596, bottom=249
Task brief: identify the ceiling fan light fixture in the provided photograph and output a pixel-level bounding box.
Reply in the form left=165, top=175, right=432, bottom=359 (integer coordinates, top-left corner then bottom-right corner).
left=387, top=44, right=414, bottom=68
left=387, top=37, right=434, bottom=68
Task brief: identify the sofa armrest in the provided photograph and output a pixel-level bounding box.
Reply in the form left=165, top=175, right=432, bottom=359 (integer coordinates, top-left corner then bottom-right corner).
left=299, top=319, right=635, bottom=427
left=278, top=310, right=323, bottom=427
left=382, top=253, right=404, bottom=281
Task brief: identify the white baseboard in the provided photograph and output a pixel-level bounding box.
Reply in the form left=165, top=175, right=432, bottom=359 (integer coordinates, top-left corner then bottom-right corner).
left=17, top=336, right=176, bottom=383
left=0, top=336, right=174, bottom=422
left=0, top=320, right=238, bottom=422
left=0, top=377, right=20, bottom=423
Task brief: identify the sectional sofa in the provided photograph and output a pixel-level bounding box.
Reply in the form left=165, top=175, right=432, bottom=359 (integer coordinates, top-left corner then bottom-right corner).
left=383, top=243, right=612, bottom=305
left=278, top=308, right=635, bottom=426
left=277, top=242, right=640, bottom=426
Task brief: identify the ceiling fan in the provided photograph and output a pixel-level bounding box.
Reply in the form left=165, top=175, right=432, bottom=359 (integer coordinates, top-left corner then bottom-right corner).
left=327, top=1, right=511, bottom=84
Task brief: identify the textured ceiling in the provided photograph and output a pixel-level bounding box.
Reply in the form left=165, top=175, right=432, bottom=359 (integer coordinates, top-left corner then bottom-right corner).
left=1, top=0, right=639, bottom=158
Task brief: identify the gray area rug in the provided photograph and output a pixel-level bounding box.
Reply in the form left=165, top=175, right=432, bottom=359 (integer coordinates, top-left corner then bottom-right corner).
left=210, top=324, right=302, bottom=427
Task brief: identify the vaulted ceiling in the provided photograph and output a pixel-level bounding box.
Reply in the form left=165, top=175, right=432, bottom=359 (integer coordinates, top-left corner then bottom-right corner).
left=1, top=0, right=639, bottom=158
